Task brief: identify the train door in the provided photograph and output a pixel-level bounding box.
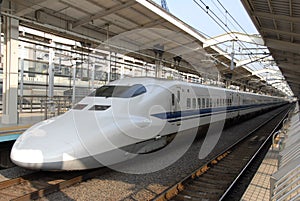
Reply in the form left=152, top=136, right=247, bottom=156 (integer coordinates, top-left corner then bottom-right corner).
left=171, top=86, right=181, bottom=125
left=171, top=87, right=181, bottom=112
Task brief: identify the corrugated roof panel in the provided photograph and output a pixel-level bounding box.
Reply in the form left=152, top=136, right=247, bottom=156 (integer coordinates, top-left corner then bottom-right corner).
left=60, top=0, right=103, bottom=14
left=259, top=18, right=276, bottom=29
left=61, top=7, right=89, bottom=20
left=251, top=0, right=270, bottom=12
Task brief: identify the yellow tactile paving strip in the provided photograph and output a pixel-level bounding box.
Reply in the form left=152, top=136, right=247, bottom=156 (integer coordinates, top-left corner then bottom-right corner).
left=241, top=148, right=278, bottom=201
left=0, top=112, right=44, bottom=133
left=0, top=124, right=31, bottom=132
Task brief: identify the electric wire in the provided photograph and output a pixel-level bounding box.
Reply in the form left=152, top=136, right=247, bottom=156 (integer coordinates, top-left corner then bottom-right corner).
left=193, top=0, right=263, bottom=60
left=192, top=0, right=290, bottom=95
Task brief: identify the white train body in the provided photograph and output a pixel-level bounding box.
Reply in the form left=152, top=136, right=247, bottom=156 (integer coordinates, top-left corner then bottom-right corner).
left=10, top=77, right=286, bottom=170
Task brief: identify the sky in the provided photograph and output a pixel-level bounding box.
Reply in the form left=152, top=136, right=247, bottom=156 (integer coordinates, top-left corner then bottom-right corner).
left=151, top=0, right=293, bottom=96
left=152, top=0, right=258, bottom=37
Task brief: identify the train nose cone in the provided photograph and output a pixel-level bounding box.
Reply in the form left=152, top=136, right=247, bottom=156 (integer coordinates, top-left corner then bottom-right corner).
left=10, top=114, right=79, bottom=170
left=10, top=129, right=76, bottom=170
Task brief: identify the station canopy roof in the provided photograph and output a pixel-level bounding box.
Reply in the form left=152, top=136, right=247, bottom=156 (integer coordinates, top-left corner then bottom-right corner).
left=242, top=0, right=300, bottom=98
left=2, top=0, right=280, bottom=93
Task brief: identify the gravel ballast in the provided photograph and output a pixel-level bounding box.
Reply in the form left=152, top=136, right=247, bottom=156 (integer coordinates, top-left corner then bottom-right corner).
left=0, top=107, right=285, bottom=201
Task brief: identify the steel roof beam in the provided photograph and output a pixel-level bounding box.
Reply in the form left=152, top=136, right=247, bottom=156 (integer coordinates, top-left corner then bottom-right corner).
left=252, top=11, right=300, bottom=23
left=277, top=62, right=300, bottom=73
left=73, top=1, right=137, bottom=28
left=266, top=38, right=300, bottom=54
left=14, top=0, right=56, bottom=16
left=235, top=54, right=270, bottom=68
left=252, top=68, right=280, bottom=75
left=203, top=32, right=264, bottom=48
left=261, top=28, right=300, bottom=38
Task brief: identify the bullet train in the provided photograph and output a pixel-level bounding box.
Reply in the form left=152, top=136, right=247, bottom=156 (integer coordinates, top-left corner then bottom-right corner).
left=10, top=77, right=286, bottom=170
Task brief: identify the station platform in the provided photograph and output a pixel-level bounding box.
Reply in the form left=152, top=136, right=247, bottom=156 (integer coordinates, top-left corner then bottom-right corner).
left=241, top=104, right=300, bottom=201
left=0, top=112, right=44, bottom=142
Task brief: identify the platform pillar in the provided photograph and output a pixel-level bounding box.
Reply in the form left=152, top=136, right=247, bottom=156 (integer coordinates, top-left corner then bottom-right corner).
left=48, top=41, right=55, bottom=99
left=1, top=17, right=19, bottom=124
left=153, top=44, right=164, bottom=78
left=225, top=80, right=231, bottom=88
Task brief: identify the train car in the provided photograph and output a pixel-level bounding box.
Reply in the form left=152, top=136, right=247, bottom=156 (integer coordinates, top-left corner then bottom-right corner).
left=10, top=77, right=286, bottom=170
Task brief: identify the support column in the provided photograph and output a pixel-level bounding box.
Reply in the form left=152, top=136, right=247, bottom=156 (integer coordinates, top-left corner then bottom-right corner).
left=153, top=44, right=164, bottom=78
left=19, top=44, right=25, bottom=113
left=2, top=17, right=19, bottom=124
left=91, top=59, right=95, bottom=91
left=107, top=52, right=111, bottom=82
left=224, top=73, right=232, bottom=89
left=173, top=56, right=181, bottom=79
left=48, top=41, right=55, bottom=100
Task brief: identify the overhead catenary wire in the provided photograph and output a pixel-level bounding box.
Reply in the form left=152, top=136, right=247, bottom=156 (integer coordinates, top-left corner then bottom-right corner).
left=192, top=0, right=260, bottom=60
left=215, top=0, right=265, bottom=56
left=192, top=0, right=276, bottom=72
left=191, top=0, right=291, bottom=95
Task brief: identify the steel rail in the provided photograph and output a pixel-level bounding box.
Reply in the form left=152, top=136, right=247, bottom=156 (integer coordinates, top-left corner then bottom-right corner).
left=0, top=168, right=110, bottom=201
left=219, top=104, right=292, bottom=200
left=153, top=105, right=291, bottom=201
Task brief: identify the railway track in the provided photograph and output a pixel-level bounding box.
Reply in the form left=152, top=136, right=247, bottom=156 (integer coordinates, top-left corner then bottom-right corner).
left=153, top=105, right=292, bottom=201
left=0, top=168, right=109, bottom=201
left=0, top=106, right=291, bottom=200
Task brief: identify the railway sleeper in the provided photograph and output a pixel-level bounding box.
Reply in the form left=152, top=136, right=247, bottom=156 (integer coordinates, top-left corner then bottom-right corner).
left=180, top=188, right=223, bottom=197
left=220, top=156, right=249, bottom=166
left=207, top=166, right=240, bottom=175
left=197, top=171, right=236, bottom=181
left=210, top=164, right=241, bottom=172
left=194, top=177, right=231, bottom=186
left=172, top=194, right=205, bottom=201
left=176, top=188, right=224, bottom=200
left=190, top=179, right=227, bottom=189
left=209, top=166, right=241, bottom=174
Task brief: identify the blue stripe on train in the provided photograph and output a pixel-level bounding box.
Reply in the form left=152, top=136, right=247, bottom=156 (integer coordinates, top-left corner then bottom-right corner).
left=151, top=102, right=278, bottom=123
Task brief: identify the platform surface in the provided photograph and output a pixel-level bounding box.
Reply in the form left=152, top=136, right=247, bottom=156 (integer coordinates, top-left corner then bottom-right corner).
left=241, top=147, right=279, bottom=201
left=0, top=112, right=44, bottom=129
left=242, top=105, right=300, bottom=201
left=0, top=112, right=44, bottom=142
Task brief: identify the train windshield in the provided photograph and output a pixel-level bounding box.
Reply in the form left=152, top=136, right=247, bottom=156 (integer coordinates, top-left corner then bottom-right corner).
left=89, top=84, right=146, bottom=98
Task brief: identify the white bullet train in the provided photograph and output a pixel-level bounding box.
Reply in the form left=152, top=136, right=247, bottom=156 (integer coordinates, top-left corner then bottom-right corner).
left=10, top=77, right=286, bottom=170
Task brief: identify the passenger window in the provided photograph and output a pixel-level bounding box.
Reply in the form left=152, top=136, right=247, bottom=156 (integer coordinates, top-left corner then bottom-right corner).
left=210, top=98, right=212, bottom=107
left=202, top=98, right=205, bottom=108
left=187, top=98, right=191, bottom=108
left=192, top=98, right=196, bottom=109
left=197, top=98, right=201, bottom=108
left=206, top=98, right=209, bottom=108
left=177, top=91, right=181, bottom=102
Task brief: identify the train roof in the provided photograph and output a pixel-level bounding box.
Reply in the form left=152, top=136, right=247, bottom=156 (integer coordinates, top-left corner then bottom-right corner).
left=109, top=77, right=285, bottom=99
